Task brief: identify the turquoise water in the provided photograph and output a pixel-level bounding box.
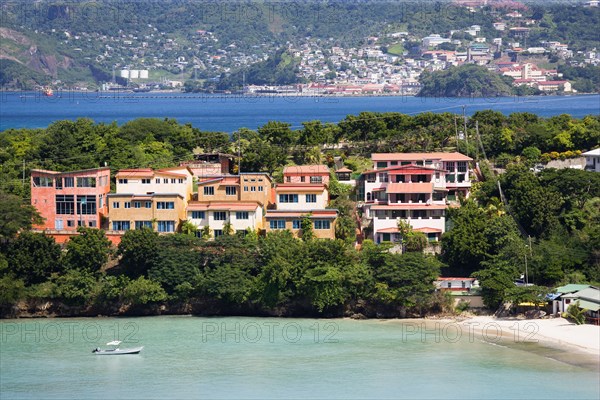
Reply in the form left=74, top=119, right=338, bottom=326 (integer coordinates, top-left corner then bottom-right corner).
left=1, top=92, right=598, bottom=132
left=1, top=316, right=598, bottom=399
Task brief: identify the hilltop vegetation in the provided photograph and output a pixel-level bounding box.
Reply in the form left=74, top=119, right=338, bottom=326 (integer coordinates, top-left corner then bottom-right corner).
left=0, top=1, right=598, bottom=88
left=0, top=110, right=599, bottom=315
left=418, top=65, right=515, bottom=97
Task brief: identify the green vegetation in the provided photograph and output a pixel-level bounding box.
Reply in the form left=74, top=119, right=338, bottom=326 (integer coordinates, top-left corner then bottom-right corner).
left=213, top=51, right=304, bottom=91
left=0, top=109, right=599, bottom=316
left=418, top=65, right=514, bottom=98
left=1, top=1, right=598, bottom=88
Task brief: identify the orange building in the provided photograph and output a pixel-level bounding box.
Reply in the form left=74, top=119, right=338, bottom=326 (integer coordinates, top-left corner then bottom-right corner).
left=30, top=167, right=111, bottom=231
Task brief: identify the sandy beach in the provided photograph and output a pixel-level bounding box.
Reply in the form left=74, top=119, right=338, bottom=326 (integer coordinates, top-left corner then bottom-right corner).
left=381, top=315, right=599, bottom=369
left=463, top=316, right=600, bottom=357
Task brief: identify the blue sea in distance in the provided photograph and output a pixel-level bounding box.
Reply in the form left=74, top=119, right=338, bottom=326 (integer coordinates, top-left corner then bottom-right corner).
left=1, top=316, right=599, bottom=400
left=0, top=91, right=598, bottom=132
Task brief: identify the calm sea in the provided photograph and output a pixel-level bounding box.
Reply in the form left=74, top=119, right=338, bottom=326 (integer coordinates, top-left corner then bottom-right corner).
left=1, top=316, right=598, bottom=399
left=1, top=91, right=599, bottom=132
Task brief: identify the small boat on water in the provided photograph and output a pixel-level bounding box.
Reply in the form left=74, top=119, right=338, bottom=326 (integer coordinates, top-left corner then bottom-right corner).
left=42, top=87, right=53, bottom=97
left=92, top=340, right=143, bottom=355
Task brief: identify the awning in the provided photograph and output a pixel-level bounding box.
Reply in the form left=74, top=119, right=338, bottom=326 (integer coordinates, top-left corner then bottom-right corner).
left=575, top=299, right=600, bottom=312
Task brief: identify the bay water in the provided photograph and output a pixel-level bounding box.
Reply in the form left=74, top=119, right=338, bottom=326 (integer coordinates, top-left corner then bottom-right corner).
left=1, top=316, right=598, bottom=399
left=1, top=92, right=598, bottom=132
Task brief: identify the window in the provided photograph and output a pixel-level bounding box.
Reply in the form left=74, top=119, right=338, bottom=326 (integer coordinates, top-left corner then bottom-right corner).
left=135, top=221, right=153, bottom=229
left=270, top=220, right=285, bottom=230
left=156, top=178, right=161, bottom=184
left=124, top=202, right=131, bottom=209
left=98, top=194, right=103, bottom=209
left=366, top=174, right=376, bottom=183
left=118, top=178, right=128, bottom=184
left=145, top=201, right=152, bottom=208
left=33, top=176, right=53, bottom=187
left=314, top=220, right=331, bottom=229
left=112, top=221, right=130, bottom=231
left=401, top=161, right=411, bottom=166
left=391, top=161, right=398, bottom=166
left=192, top=211, right=205, bottom=219
left=300, top=176, right=305, bottom=183
left=244, top=186, right=249, bottom=192
left=64, top=177, right=74, bottom=187
left=55, top=178, right=63, bottom=189
left=67, top=220, right=75, bottom=227
left=258, top=186, right=264, bottom=192
left=458, top=161, right=467, bottom=173
left=77, top=195, right=96, bottom=215
left=77, top=177, right=96, bottom=187
left=378, top=173, right=388, bottom=183
left=306, top=194, right=317, bottom=203
left=88, top=221, right=97, bottom=228
left=226, top=186, right=237, bottom=196
left=55, top=195, right=74, bottom=215
left=178, top=179, right=184, bottom=184
left=279, top=194, right=298, bottom=203
left=446, top=162, right=455, bottom=172
left=310, top=176, right=323, bottom=184
left=171, top=179, right=176, bottom=184
left=377, top=161, right=387, bottom=168
left=251, top=186, right=256, bottom=192
left=236, top=211, right=249, bottom=220
left=204, top=186, right=215, bottom=196
left=157, top=221, right=175, bottom=233
left=214, top=212, right=227, bottom=221
left=292, top=220, right=301, bottom=229
left=286, top=176, right=291, bottom=183
left=142, top=179, right=151, bottom=184
left=214, top=229, right=223, bottom=238
left=133, top=201, right=141, bottom=208
left=112, top=201, right=120, bottom=209
left=447, top=282, right=452, bottom=289
left=163, top=178, right=168, bottom=184
left=157, top=202, right=175, bottom=210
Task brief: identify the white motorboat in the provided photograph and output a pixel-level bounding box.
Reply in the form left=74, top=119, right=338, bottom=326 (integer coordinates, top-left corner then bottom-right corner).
left=92, top=341, right=143, bottom=355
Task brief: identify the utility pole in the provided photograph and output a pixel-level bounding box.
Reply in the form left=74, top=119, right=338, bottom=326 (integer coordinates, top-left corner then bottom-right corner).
left=454, top=116, right=459, bottom=151
left=462, top=105, right=468, bottom=157
left=237, top=130, right=241, bottom=175
left=22, top=159, right=26, bottom=188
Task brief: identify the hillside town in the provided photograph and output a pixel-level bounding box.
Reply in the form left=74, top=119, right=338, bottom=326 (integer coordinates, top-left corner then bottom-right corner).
left=17, top=0, right=599, bottom=94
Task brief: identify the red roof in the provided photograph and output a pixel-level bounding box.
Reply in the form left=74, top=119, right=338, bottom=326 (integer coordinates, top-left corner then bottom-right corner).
left=377, top=227, right=400, bottom=233
left=115, top=168, right=188, bottom=178
left=276, top=183, right=326, bottom=193
left=362, top=165, right=442, bottom=175
left=265, top=210, right=337, bottom=218
left=116, top=169, right=153, bottom=178
left=371, top=204, right=447, bottom=210
left=187, top=201, right=261, bottom=211
left=386, top=182, right=433, bottom=194
left=371, top=152, right=472, bottom=162
left=437, top=277, right=476, bottom=281
left=336, top=167, right=353, bottom=173
left=414, top=227, right=442, bottom=233
left=283, top=165, right=329, bottom=175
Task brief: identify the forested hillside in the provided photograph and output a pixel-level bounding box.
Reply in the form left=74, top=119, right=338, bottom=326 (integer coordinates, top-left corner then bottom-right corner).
left=1, top=1, right=598, bottom=88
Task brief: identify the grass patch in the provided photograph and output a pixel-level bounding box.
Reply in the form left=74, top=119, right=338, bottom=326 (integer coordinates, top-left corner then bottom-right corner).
left=386, top=43, right=404, bottom=56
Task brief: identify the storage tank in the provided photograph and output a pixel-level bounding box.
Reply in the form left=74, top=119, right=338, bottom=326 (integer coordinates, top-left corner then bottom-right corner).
left=129, top=70, right=139, bottom=79
left=120, top=69, right=129, bottom=78
left=139, top=70, right=149, bottom=79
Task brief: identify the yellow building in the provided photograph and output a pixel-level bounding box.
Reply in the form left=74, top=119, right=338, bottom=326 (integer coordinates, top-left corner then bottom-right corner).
left=187, top=173, right=273, bottom=238
left=264, top=209, right=337, bottom=239
left=108, top=167, right=194, bottom=233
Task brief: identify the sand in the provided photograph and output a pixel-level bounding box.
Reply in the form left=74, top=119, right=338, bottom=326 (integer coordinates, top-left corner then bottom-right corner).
left=462, top=315, right=600, bottom=356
